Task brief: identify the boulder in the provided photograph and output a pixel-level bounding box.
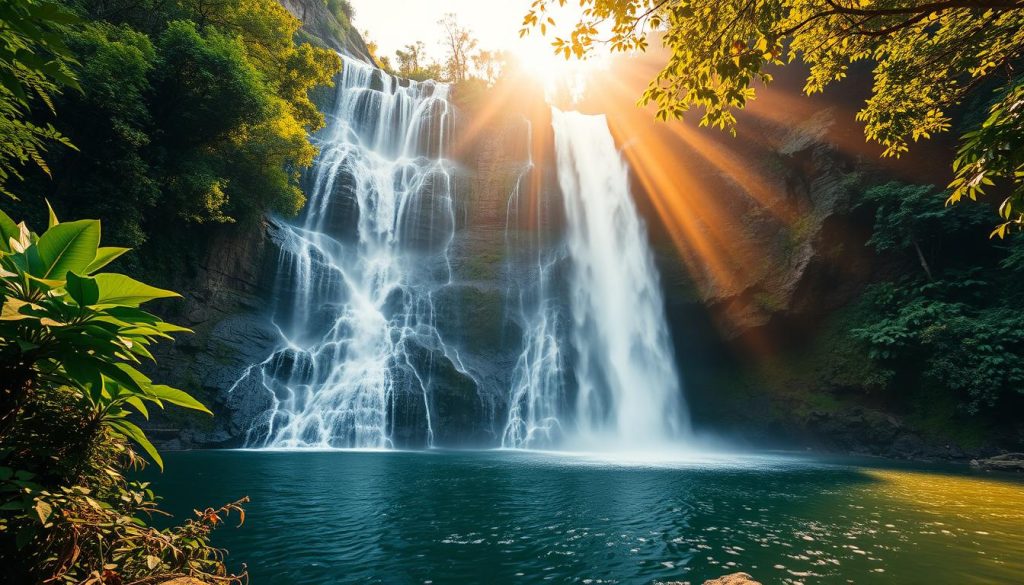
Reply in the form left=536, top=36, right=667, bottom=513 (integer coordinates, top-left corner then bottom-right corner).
left=662, top=573, right=762, bottom=585
left=971, top=453, right=1024, bottom=472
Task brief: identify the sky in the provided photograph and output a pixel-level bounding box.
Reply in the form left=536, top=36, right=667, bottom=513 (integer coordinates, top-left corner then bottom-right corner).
left=348, top=0, right=549, bottom=62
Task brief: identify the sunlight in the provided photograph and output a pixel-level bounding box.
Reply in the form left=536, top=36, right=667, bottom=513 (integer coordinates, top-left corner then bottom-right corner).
left=506, top=37, right=609, bottom=102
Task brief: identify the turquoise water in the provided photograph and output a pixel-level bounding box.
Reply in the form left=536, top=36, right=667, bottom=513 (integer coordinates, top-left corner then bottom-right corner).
left=149, top=450, right=1024, bottom=584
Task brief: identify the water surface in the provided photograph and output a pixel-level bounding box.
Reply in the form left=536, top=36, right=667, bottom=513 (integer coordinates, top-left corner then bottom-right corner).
left=150, top=450, right=1024, bottom=584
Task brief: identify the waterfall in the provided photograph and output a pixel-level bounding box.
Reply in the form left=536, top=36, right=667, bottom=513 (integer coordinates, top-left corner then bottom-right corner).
left=501, top=120, right=568, bottom=448
left=233, top=56, right=469, bottom=449
left=503, top=108, right=687, bottom=449
left=231, top=57, right=686, bottom=451
left=553, top=108, right=687, bottom=446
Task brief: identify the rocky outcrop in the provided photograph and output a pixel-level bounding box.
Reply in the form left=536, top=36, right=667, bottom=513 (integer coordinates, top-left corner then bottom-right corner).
left=703, top=574, right=762, bottom=585
left=144, top=220, right=279, bottom=448
left=277, top=0, right=373, bottom=61
left=971, top=453, right=1024, bottom=472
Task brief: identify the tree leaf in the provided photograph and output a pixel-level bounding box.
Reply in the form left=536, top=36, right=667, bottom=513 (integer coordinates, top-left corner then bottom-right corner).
left=84, top=247, right=129, bottom=274
left=125, top=395, right=150, bottom=419
left=65, top=271, right=99, bottom=306
left=0, top=208, right=18, bottom=253
left=35, top=500, right=52, bottom=524
left=35, top=219, right=100, bottom=280
left=107, top=419, right=162, bottom=470
left=93, top=274, right=179, bottom=309
left=146, top=385, right=212, bottom=415
left=45, top=199, right=59, bottom=228
left=94, top=273, right=180, bottom=307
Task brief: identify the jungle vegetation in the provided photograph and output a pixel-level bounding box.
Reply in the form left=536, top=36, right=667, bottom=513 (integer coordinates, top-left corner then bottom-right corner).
left=6, top=0, right=340, bottom=254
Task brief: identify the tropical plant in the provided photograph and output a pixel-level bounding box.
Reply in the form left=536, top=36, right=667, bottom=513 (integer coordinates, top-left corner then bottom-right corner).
left=0, top=204, right=207, bottom=468
left=521, top=0, right=1024, bottom=235
left=9, top=0, right=341, bottom=249
left=0, top=205, right=247, bottom=583
left=1, top=417, right=248, bottom=584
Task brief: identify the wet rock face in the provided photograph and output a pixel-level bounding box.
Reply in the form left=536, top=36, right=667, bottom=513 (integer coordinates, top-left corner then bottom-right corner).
left=971, top=453, right=1024, bottom=473
left=146, top=80, right=561, bottom=448
left=635, top=107, right=873, bottom=340
left=144, top=220, right=280, bottom=448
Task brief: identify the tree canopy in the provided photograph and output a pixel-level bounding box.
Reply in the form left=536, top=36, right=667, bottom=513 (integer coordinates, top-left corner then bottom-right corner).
left=522, top=0, right=1024, bottom=236
left=7, top=0, right=341, bottom=249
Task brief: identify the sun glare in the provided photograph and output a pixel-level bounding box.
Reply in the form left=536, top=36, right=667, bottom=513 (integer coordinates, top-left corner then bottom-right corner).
left=508, top=37, right=609, bottom=101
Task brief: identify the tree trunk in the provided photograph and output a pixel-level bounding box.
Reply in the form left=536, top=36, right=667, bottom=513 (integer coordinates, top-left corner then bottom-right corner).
left=912, top=239, right=934, bottom=281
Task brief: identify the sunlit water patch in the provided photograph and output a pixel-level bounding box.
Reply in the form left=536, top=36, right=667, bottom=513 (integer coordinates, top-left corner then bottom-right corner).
left=148, top=451, right=1024, bottom=584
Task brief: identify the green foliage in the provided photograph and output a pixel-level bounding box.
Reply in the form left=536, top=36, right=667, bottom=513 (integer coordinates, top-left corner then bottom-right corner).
left=0, top=206, right=245, bottom=583
left=947, top=82, right=1024, bottom=237
left=0, top=0, right=80, bottom=197
left=861, top=181, right=992, bottom=279
left=325, top=0, right=355, bottom=27
left=865, top=183, right=974, bottom=253
left=523, top=0, right=1024, bottom=235
left=395, top=40, right=445, bottom=81
left=852, top=276, right=1024, bottom=413
left=848, top=181, right=1024, bottom=414
left=10, top=0, right=341, bottom=248
left=0, top=401, right=247, bottom=584
left=0, top=206, right=205, bottom=468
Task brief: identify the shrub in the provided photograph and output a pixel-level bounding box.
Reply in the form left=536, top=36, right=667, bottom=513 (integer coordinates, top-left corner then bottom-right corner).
left=0, top=205, right=246, bottom=583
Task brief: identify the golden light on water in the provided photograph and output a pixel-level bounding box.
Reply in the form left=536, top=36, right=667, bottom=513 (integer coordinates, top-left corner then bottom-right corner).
left=856, top=468, right=1024, bottom=579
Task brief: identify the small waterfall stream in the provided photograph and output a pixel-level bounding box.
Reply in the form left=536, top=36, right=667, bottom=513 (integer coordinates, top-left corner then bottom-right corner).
left=501, top=120, right=568, bottom=448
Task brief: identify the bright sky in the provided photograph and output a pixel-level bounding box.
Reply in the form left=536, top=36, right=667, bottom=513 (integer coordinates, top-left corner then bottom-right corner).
left=349, top=0, right=543, bottom=61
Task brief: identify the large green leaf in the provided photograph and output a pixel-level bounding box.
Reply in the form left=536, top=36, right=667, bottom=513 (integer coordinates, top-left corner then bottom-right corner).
left=0, top=209, right=18, bottom=253
left=94, top=273, right=180, bottom=307
left=45, top=200, right=58, bottom=229
left=125, top=396, right=150, bottom=419
left=35, top=219, right=100, bottom=280
left=65, top=271, right=99, bottom=306
left=84, top=246, right=129, bottom=274
left=107, top=418, right=162, bottom=470
left=99, top=306, right=162, bottom=324
left=147, top=384, right=212, bottom=415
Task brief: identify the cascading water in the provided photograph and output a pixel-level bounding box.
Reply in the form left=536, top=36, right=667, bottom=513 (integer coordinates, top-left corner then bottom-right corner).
left=231, top=56, right=686, bottom=450
left=233, top=56, right=472, bottom=448
left=501, top=120, right=568, bottom=448
left=503, top=108, right=687, bottom=449
left=553, top=108, right=687, bottom=445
